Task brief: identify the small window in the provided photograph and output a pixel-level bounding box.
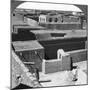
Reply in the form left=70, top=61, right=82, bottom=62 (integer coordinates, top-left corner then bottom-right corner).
left=54, top=18, right=58, bottom=22
left=13, top=13, right=15, bottom=16
left=49, top=18, right=52, bottom=22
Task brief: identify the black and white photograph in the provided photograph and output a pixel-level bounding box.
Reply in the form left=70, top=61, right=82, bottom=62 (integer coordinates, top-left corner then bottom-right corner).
left=11, top=0, right=88, bottom=89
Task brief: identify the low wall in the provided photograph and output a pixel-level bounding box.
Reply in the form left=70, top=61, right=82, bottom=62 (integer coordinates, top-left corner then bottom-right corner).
left=67, top=49, right=87, bottom=63
left=42, top=49, right=87, bottom=74
left=42, top=59, right=62, bottom=74
left=42, top=54, right=71, bottom=74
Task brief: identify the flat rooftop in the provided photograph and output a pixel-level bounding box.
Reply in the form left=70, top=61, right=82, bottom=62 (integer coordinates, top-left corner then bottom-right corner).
left=12, top=40, right=44, bottom=52
left=31, top=30, right=87, bottom=38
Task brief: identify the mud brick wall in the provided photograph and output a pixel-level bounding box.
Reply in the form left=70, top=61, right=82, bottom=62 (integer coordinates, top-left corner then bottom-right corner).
left=61, top=55, right=71, bottom=71
left=42, top=54, right=71, bottom=74
left=42, top=60, right=62, bottom=74
left=42, top=49, right=87, bottom=74
left=67, top=49, right=87, bottom=63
